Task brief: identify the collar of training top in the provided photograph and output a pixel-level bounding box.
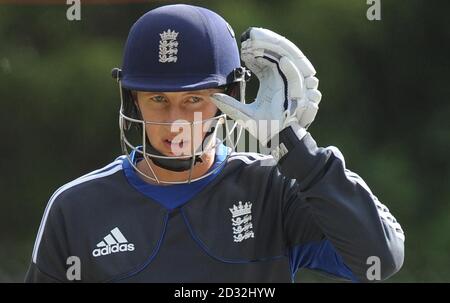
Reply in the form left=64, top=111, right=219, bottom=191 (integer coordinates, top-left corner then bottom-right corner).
left=121, top=143, right=229, bottom=210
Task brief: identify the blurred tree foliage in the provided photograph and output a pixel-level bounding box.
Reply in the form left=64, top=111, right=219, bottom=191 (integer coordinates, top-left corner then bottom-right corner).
left=0, top=0, right=449, bottom=282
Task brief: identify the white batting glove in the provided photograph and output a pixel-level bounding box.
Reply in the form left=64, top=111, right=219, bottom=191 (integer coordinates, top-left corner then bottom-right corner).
left=210, top=27, right=322, bottom=147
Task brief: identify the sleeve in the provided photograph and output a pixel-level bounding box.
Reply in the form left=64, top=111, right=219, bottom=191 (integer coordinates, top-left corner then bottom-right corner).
left=275, top=124, right=405, bottom=282
left=25, top=197, right=70, bottom=283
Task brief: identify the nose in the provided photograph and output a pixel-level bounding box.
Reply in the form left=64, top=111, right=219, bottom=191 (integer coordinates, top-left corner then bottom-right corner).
left=164, top=110, right=207, bottom=144
left=166, top=106, right=189, bottom=123
left=166, top=105, right=204, bottom=125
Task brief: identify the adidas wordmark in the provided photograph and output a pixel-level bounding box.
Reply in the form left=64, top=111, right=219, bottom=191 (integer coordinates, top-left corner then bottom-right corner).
left=92, top=227, right=135, bottom=257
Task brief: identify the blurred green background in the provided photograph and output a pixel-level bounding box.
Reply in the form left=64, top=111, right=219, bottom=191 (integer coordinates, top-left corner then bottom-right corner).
left=0, top=0, right=449, bottom=282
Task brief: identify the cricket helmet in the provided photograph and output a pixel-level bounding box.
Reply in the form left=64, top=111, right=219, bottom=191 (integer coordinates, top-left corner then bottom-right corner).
left=112, top=4, right=250, bottom=184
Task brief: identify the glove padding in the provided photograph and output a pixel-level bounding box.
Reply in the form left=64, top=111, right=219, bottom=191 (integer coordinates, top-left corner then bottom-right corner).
left=211, top=27, right=322, bottom=147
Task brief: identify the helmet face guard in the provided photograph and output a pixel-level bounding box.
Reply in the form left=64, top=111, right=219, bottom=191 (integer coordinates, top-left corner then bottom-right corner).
left=115, top=66, right=250, bottom=184
left=114, top=4, right=251, bottom=184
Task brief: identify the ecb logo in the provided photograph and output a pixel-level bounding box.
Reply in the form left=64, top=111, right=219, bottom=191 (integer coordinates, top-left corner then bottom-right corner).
left=229, top=201, right=254, bottom=243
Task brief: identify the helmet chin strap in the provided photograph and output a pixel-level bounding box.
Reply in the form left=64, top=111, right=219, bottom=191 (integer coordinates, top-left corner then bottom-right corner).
left=144, top=139, right=204, bottom=172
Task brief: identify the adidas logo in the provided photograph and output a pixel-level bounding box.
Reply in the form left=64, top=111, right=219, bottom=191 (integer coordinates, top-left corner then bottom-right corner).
left=92, top=227, right=135, bottom=257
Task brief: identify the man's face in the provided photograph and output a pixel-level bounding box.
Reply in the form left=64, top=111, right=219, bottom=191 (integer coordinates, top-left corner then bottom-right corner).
left=135, top=88, right=223, bottom=157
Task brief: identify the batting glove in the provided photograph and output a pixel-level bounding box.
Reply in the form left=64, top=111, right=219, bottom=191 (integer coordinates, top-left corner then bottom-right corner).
left=210, top=27, right=322, bottom=147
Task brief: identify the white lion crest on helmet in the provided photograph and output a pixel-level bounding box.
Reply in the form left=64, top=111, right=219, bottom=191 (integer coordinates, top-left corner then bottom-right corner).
left=159, top=29, right=179, bottom=63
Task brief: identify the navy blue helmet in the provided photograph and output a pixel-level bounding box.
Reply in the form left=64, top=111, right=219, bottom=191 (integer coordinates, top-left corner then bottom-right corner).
left=120, top=4, right=242, bottom=92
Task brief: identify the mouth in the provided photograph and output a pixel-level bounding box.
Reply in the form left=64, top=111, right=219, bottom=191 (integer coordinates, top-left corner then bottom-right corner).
left=163, top=138, right=189, bottom=150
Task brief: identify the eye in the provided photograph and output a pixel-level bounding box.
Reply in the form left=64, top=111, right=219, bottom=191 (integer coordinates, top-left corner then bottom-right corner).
left=187, top=96, right=203, bottom=104
left=150, top=95, right=167, bottom=103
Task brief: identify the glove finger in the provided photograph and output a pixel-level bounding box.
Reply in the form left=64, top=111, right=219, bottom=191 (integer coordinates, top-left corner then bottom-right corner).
left=243, top=28, right=316, bottom=77
left=249, top=41, right=316, bottom=78
left=279, top=56, right=303, bottom=100
left=210, top=93, right=254, bottom=123
left=243, top=54, right=281, bottom=84
left=307, top=89, right=322, bottom=104
left=247, top=27, right=302, bottom=59
left=305, top=76, right=319, bottom=89
left=297, top=102, right=318, bottom=129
